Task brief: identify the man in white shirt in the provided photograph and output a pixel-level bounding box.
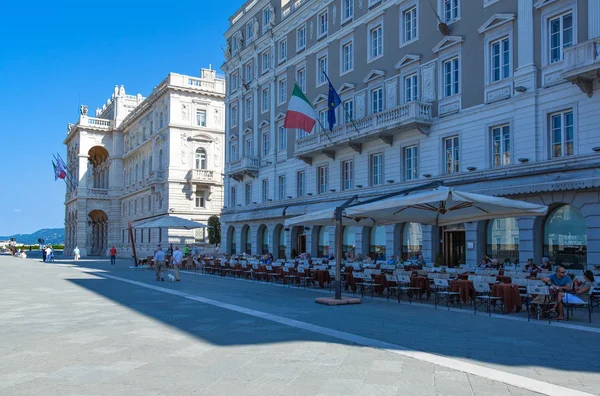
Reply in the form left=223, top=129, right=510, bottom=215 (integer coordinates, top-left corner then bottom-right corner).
left=172, top=246, right=183, bottom=282
left=154, top=245, right=166, bottom=281
left=45, top=246, right=53, bottom=262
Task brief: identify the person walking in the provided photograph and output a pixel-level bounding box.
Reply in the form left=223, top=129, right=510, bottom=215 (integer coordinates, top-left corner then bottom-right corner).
left=42, top=246, right=47, bottom=262
left=154, top=245, right=166, bottom=281
left=73, top=246, right=80, bottom=261
left=109, top=246, right=117, bottom=266
left=172, top=246, right=183, bottom=282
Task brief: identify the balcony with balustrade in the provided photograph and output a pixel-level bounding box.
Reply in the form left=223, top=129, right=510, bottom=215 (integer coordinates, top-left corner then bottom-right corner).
left=225, top=156, right=260, bottom=181
left=561, top=39, right=600, bottom=97
left=186, top=169, right=223, bottom=186
left=294, top=102, right=433, bottom=164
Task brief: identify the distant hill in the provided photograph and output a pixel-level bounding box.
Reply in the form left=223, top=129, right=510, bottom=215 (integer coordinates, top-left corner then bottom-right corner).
left=0, top=228, right=65, bottom=245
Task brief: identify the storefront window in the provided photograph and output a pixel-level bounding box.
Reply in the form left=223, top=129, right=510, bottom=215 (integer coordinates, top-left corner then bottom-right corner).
left=342, top=226, right=355, bottom=256
left=260, top=226, right=269, bottom=254
left=486, top=218, right=519, bottom=264
left=244, top=226, right=251, bottom=254
left=369, top=225, right=386, bottom=260
left=278, top=227, right=286, bottom=259
left=318, top=227, right=329, bottom=257
left=402, top=222, right=423, bottom=260
left=544, top=205, right=587, bottom=269
left=230, top=227, right=236, bottom=254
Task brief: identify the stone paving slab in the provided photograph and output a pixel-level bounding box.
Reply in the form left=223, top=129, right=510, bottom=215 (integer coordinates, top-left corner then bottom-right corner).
left=1, top=255, right=597, bottom=395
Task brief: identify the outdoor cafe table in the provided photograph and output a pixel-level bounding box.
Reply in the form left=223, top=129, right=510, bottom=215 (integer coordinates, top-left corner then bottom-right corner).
left=449, top=280, right=474, bottom=304
left=410, top=276, right=431, bottom=298
left=491, top=284, right=523, bottom=313
left=313, top=270, right=330, bottom=288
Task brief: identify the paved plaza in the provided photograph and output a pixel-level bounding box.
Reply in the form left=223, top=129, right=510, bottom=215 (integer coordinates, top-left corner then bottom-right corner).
left=1, top=255, right=599, bottom=396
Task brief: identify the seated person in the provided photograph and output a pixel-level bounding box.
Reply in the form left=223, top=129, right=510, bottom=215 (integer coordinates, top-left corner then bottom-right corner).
left=573, top=270, right=595, bottom=296
left=386, top=255, right=398, bottom=265
left=490, top=258, right=499, bottom=269
left=354, top=253, right=363, bottom=263
left=541, top=266, right=572, bottom=320
left=478, top=258, right=490, bottom=269
left=503, top=258, right=512, bottom=267
left=540, top=257, right=552, bottom=271
left=416, top=255, right=426, bottom=267
left=525, top=258, right=540, bottom=272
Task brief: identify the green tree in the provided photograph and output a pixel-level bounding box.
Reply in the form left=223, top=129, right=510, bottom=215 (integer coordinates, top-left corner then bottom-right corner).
left=207, top=215, right=221, bottom=249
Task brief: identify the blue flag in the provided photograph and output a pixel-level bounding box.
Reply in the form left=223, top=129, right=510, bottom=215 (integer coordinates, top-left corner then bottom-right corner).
left=324, top=73, right=341, bottom=131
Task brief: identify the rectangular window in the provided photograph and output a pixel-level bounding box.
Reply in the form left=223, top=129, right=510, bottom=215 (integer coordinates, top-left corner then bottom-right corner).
left=245, top=61, right=253, bottom=81
left=343, top=99, right=354, bottom=123
left=549, top=12, right=573, bottom=64
left=372, top=87, right=383, bottom=114
left=370, top=153, right=383, bottom=186
left=296, top=171, right=305, bottom=197
left=444, top=136, right=460, bottom=174
left=403, top=6, right=417, bottom=43
left=262, top=131, right=270, bottom=155
left=404, top=74, right=418, bottom=102
left=278, top=175, right=286, bottom=200
left=245, top=138, right=253, bottom=157
left=318, top=55, right=328, bottom=85
left=245, top=97, right=252, bottom=120
left=491, top=37, right=510, bottom=82
left=319, top=11, right=328, bottom=37
left=230, top=186, right=237, bottom=207
left=405, top=146, right=418, bottom=180
left=318, top=166, right=329, bottom=194
left=262, top=179, right=269, bottom=202
left=196, top=110, right=206, bottom=127
left=343, top=0, right=354, bottom=21
left=246, top=22, right=254, bottom=43
left=297, top=68, right=306, bottom=92
left=443, top=57, right=460, bottom=97
left=491, top=125, right=511, bottom=167
left=159, top=112, right=163, bottom=129
left=245, top=183, right=252, bottom=205
left=343, top=160, right=354, bottom=190
left=231, top=72, right=239, bottom=92
left=261, top=87, right=270, bottom=112
left=264, top=8, right=271, bottom=29
left=550, top=110, right=574, bottom=158
left=279, top=39, right=287, bottom=62
left=444, top=0, right=459, bottom=23
left=278, top=78, right=287, bottom=104
left=297, top=26, right=306, bottom=51
left=230, top=143, right=238, bottom=161
left=261, top=50, right=271, bottom=72
left=231, top=105, right=238, bottom=127
left=341, top=41, right=353, bottom=73
left=278, top=126, right=287, bottom=151
left=370, top=25, right=383, bottom=59
left=195, top=194, right=206, bottom=208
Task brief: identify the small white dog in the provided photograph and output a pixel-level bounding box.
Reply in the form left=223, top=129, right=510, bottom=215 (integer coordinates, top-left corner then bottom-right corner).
left=167, top=274, right=175, bottom=282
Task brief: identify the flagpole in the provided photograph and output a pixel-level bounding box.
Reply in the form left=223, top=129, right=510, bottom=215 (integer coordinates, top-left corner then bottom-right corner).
left=57, top=153, right=78, bottom=188
left=292, top=79, right=332, bottom=142
left=322, top=72, right=362, bottom=137
left=53, top=153, right=76, bottom=191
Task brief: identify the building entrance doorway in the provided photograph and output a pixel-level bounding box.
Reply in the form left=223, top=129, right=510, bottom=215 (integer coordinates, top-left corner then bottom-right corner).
left=297, top=234, right=306, bottom=256
left=443, top=228, right=466, bottom=267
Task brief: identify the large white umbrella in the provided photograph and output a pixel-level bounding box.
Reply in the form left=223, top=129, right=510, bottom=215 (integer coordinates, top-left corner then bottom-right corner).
left=134, top=216, right=208, bottom=230
left=284, top=207, right=375, bottom=227
left=345, top=186, right=548, bottom=226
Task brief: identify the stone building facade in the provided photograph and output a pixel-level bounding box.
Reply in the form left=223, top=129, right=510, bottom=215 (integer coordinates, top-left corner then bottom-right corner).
left=63, top=68, right=226, bottom=258
left=220, top=0, right=600, bottom=269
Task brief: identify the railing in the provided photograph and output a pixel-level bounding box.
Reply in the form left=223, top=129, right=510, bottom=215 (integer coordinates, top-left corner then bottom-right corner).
left=80, top=117, right=112, bottom=128
left=227, top=156, right=260, bottom=174
left=189, top=169, right=222, bottom=184
left=88, top=188, right=109, bottom=197
left=295, top=102, right=432, bottom=155
left=562, top=40, right=600, bottom=75
left=165, top=73, right=226, bottom=94
left=282, top=0, right=308, bottom=19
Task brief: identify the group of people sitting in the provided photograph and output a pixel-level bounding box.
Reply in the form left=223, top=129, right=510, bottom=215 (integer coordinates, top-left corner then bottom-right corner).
left=535, top=266, right=596, bottom=320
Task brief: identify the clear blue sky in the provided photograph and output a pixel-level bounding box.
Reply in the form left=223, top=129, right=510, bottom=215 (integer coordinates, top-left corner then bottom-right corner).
left=0, top=0, right=241, bottom=236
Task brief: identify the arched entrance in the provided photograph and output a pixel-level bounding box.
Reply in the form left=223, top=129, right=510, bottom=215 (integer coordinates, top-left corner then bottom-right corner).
left=544, top=204, right=587, bottom=268
left=342, top=226, right=355, bottom=257
left=486, top=218, right=519, bottom=263
left=402, top=222, right=423, bottom=260
left=290, top=226, right=306, bottom=258
left=227, top=226, right=236, bottom=254
left=241, top=224, right=251, bottom=255
left=443, top=223, right=465, bottom=267
left=88, top=146, right=110, bottom=189
left=257, top=224, right=269, bottom=255
left=317, top=226, right=330, bottom=258
left=88, top=210, right=108, bottom=256
left=369, top=225, right=386, bottom=260
left=273, top=224, right=285, bottom=259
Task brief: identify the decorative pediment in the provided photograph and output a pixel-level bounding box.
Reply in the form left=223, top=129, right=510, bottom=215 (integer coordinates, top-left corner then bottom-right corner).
left=313, top=94, right=328, bottom=106
left=243, top=127, right=253, bottom=135
left=395, top=54, right=422, bottom=70
left=189, top=133, right=215, bottom=143
left=363, top=69, right=386, bottom=84
left=338, top=83, right=356, bottom=94
left=478, top=14, right=516, bottom=34
left=432, top=36, right=464, bottom=54
left=275, top=112, right=286, bottom=121
left=259, top=120, right=270, bottom=128
left=229, top=133, right=239, bottom=141
left=534, top=0, right=559, bottom=9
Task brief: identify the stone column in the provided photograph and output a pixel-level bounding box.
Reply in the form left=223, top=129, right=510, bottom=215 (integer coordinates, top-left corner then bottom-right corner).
left=422, top=225, right=438, bottom=266
left=327, top=226, right=336, bottom=259
left=515, top=0, right=537, bottom=90
left=590, top=0, right=600, bottom=39
left=385, top=224, right=397, bottom=260
left=250, top=225, right=259, bottom=255
left=285, top=227, right=292, bottom=259
left=234, top=227, right=242, bottom=255
left=517, top=217, right=538, bottom=266
left=354, top=226, right=370, bottom=257
left=465, top=222, right=485, bottom=267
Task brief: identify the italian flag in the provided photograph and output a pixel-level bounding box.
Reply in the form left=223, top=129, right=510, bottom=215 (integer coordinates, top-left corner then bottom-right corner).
left=284, top=83, right=318, bottom=134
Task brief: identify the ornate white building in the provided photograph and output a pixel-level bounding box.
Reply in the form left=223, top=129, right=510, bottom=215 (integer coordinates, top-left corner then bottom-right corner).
left=220, top=0, right=600, bottom=269
left=63, top=68, right=226, bottom=258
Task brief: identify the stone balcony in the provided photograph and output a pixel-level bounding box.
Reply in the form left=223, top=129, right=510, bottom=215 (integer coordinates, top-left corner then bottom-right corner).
left=88, top=188, right=109, bottom=199
left=186, top=169, right=223, bottom=186
left=561, top=39, right=600, bottom=97
left=294, top=102, right=433, bottom=164
left=225, top=156, right=260, bottom=181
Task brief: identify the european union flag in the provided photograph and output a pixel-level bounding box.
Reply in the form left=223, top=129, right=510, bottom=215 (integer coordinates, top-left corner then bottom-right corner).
left=324, top=72, right=341, bottom=131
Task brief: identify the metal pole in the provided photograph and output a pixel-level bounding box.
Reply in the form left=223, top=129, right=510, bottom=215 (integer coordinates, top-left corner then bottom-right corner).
left=334, top=206, right=343, bottom=300
left=129, top=221, right=138, bottom=267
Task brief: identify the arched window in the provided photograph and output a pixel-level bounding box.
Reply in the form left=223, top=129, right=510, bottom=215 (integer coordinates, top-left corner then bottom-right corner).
left=244, top=226, right=251, bottom=254
left=195, top=148, right=207, bottom=169
left=318, top=227, right=329, bottom=257
left=402, top=223, right=423, bottom=260
left=278, top=227, right=286, bottom=259
left=369, top=225, right=386, bottom=260
left=342, top=226, right=355, bottom=255
left=230, top=228, right=236, bottom=254
left=544, top=205, right=587, bottom=269
left=486, top=218, right=519, bottom=263
left=158, top=150, right=163, bottom=170
left=259, top=226, right=269, bottom=254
